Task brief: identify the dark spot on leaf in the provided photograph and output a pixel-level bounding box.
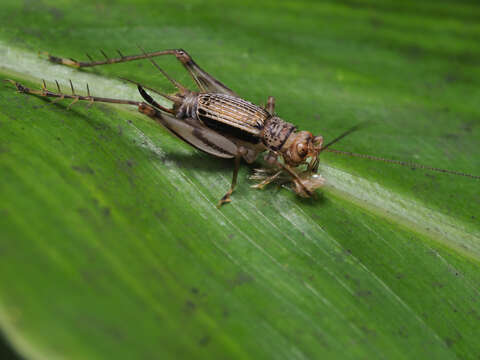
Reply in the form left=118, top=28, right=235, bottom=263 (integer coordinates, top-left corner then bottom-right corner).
left=444, top=73, right=459, bottom=84
left=154, top=208, right=168, bottom=220
left=404, top=45, right=423, bottom=60
left=443, top=133, right=459, bottom=140
left=229, top=272, right=253, bottom=288
left=102, top=207, right=111, bottom=217
left=72, top=165, right=95, bottom=175
left=77, top=207, right=89, bottom=216
left=199, top=336, right=210, bottom=346
left=185, top=300, right=196, bottom=312
left=191, top=287, right=199, bottom=295
left=356, top=289, right=373, bottom=298
left=467, top=309, right=480, bottom=320
left=445, top=337, right=455, bottom=347
left=48, top=7, right=64, bottom=20
left=397, top=327, right=408, bottom=339
left=369, top=17, right=383, bottom=28
left=461, top=120, right=476, bottom=133
left=360, top=325, right=376, bottom=337
left=126, top=159, right=136, bottom=168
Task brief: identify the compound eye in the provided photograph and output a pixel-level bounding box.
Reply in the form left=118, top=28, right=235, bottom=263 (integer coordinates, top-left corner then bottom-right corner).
left=297, top=143, right=307, bottom=157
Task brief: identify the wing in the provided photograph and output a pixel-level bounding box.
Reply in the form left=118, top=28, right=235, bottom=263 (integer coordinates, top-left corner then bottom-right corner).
left=145, top=106, right=238, bottom=159
left=196, top=94, right=266, bottom=144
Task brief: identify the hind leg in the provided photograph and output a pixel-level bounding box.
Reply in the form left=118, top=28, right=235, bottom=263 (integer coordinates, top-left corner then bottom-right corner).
left=45, top=48, right=236, bottom=96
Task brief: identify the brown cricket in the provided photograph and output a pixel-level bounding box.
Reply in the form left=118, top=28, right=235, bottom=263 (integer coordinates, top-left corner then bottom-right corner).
left=7, top=48, right=329, bottom=206
left=6, top=47, right=479, bottom=206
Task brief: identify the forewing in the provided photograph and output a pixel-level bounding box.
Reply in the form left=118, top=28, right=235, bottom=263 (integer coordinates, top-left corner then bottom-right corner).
left=196, top=94, right=266, bottom=138
left=155, top=112, right=237, bottom=159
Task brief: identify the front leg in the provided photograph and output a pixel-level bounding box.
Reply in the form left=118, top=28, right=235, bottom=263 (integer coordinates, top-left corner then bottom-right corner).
left=250, top=170, right=283, bottom=189
left=273, top=160, right=314, bottom=197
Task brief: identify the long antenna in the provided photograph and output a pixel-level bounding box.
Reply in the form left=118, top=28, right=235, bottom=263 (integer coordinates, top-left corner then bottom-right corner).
left=325, top=149, right=480, bottom=180
left=319, top=123, right=366, bottom=153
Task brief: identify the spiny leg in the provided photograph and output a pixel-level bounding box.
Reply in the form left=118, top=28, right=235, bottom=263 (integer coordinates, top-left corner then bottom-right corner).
left=217, top=154, right=242, bottom=207
left=5, top=79, right=141, bottom=109
left=44, top=48, right=236, bottom=96
left=43, top=48, right=176, bottom=68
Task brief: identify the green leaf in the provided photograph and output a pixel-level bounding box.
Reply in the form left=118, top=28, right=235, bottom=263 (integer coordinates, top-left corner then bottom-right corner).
left=1, top=0, right=479, bottom=359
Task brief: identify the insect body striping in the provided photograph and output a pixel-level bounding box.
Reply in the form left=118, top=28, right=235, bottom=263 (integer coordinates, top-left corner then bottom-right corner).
left=195, top=94, right=268, bottom=142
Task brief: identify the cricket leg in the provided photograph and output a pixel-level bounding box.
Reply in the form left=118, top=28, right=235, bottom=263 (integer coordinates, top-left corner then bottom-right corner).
left=44, top=48, right=237, bottom=96
left=266, top=96, right=275, bottom=114
left=168, top=49, right=237, bottom=96
left=274, top=160, right=314, bottom=197
left=6, top=79, right=141, bottom=109
left=134, top=48, right=236, bottom=96
left=217, top=153, right=242, bottom=207
left=43, top=48, right=171, bottom=68
left=251, top=170, right=282, bottom=189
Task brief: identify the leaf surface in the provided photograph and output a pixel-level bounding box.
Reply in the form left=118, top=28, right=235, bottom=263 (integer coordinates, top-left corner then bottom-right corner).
left=0, top=1, right=479, bottom=359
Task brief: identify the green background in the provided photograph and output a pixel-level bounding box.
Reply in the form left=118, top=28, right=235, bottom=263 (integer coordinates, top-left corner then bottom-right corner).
left=0, top=0, right=479, bottom=359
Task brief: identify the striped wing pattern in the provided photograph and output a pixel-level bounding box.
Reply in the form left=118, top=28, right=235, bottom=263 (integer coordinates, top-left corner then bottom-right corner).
left=196, top=94, right=268, bottom=136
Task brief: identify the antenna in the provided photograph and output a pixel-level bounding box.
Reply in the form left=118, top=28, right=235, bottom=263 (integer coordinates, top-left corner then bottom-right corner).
left=319, top=123, right=479, bottom=179
left=325, top=149, right=480, bottom=180
left=319, top=123, right=366, bottom=153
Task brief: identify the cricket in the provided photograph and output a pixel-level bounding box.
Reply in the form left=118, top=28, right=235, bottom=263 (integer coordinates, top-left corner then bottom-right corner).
left=6, top=47, right=479, bottom=206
